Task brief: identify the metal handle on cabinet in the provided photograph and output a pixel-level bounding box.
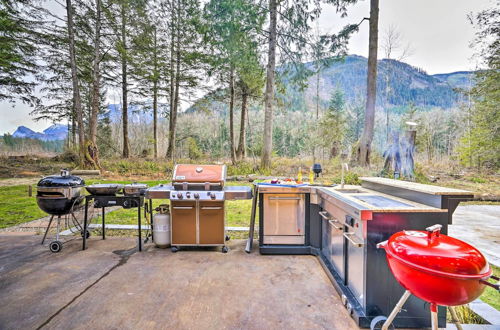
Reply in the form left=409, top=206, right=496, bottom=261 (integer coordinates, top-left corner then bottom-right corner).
left=172, top=206, right=193, bottom=210
left=343, top=232, right=364, bottom=247
left=201, top=206, right=222, bottom=210
left=328, top=220, right=343, bottom=230
left=319, top=211, right=330, bottom=220
left=269, top=197, right=301, bottom=200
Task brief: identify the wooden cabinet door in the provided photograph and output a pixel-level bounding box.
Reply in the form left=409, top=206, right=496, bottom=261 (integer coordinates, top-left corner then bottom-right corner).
left=199, top=202, right=224, bottom=244
left=171, top=202, right=196, bottom=244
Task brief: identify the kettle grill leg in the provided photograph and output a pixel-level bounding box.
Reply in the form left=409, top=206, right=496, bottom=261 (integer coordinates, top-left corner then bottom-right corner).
left=382, top=290, right=411, bottom=330
left=430, top=303, right=438, bottom=330
left=41, top=215, right=55, bottom=245
left=55, top=216, right=61, bottom=241
left=448, top=306, right=463, bottom=330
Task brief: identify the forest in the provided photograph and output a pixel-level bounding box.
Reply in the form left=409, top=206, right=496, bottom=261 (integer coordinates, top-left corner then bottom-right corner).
left=0, top=0, right=498, bottom=173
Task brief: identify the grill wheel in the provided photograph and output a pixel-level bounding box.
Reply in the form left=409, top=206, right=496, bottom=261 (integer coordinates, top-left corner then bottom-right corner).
left=49, top=241, right=63, bottom=253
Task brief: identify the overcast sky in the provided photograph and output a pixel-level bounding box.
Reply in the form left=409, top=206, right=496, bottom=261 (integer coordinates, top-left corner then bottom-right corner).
left=0, top=0, right=494, bottom=135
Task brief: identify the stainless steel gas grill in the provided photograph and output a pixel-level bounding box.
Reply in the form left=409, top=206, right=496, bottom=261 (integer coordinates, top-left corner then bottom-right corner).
left=146, top=164, right=252, bottom=253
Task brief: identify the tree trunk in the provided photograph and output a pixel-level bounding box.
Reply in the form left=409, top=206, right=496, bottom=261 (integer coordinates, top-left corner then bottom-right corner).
left=120, top=3, right=129, bottom=158
left=153, top=81, right=158, bottom=158
left=236, top=87, right=248, bottom=160
left=86, top=0, right=101, bottom=168
left=152, top=27, right=158, bottom=158
left=261, top=0, right=277, bottom=168
left=167, top=0, right=181, bottom=160
left=229, top=67, right=236, bottom=164
left=89, top=0, right=101, bottom=145
left=166, top=0, right=177, bottom=159
left=71, top=112, right=76, bottom=147
left=66, top=0, right=84, bottom=165
left=356, top=0, right=379, bottom=166
left=313, top=65, right=320, bottom=162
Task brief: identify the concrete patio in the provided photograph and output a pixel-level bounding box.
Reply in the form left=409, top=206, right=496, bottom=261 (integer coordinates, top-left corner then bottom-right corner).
left=0, top=236, right=357, bottom=330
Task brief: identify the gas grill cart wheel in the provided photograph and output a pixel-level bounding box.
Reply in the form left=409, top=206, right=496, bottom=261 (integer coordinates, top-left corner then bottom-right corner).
left=49, top=241, right=63, bottom=253
left=171, top=246, right=179, bottom=253
left=222, top=246, right=229, bottom=253
left=370, top=316, right=394, bottom=330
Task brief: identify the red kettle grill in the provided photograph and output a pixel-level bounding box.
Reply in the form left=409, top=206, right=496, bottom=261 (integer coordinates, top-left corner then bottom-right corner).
left=372, top=224, right=499, bottom=330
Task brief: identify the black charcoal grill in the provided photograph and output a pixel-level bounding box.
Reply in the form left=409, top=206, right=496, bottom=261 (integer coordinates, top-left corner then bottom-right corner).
left=36, top=170, right=90, bottom=252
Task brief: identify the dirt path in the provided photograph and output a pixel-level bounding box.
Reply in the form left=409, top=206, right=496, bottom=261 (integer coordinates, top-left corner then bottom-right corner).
left=0, top=178, right=39, bottom=187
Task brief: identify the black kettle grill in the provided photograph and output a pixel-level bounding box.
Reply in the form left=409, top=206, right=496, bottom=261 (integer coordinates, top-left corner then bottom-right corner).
left=36, top=169, right=85, bottom=215
left=36, top=170, right=89, bottom=252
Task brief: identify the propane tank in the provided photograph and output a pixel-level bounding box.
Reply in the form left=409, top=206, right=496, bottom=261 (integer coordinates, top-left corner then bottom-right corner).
left=153, top=204, right=170, bottom=248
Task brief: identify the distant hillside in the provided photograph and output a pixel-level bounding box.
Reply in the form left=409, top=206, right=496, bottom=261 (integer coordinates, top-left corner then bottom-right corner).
left=297, top=55, right=473, bottom=109
left=12, top=124, right=67, bottom=141
left=189, top=55, right=474, bottom=114
left=431, top=71, right=475, bottom=90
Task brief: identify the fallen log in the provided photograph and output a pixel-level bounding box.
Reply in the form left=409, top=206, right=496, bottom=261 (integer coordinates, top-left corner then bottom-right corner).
left=71, top=169, right=101, bottom=176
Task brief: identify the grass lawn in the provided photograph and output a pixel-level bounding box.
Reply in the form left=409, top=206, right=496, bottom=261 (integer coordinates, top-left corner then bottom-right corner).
left=480, top=264, right=500, bottom=311
left=0, top=185, right=47, bottom=228
left=0, top=180, right=256, bottom=229
left=87, top=180, right=256, bottom=227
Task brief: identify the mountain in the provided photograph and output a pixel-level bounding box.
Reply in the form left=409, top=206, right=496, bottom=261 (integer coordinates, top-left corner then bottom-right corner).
left=42, top=124, right=68, bottom=140
left=12, top=124, right=68, bottom=141
left=298, top=55, right=473, bottom=109
left=189, top=55, right=475, bottom=114
left=431, top=71, right=474, bottom=90
left=106, top=102, right=168, bottom=124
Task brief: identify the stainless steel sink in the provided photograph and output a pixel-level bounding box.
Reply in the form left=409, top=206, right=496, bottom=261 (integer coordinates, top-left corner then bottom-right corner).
left=353, top=195, right=413, bottom=208
left=335, top=189, right=363, bottom=194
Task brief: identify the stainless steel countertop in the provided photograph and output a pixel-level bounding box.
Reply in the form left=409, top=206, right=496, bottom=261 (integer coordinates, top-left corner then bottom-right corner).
left=316, top=185, right=447, bottom=214
left=253, top=182, right=446, bottom=216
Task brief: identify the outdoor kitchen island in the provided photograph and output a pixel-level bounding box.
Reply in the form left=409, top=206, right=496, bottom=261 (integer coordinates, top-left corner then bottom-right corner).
left=253, top=179, right=473, bottom=328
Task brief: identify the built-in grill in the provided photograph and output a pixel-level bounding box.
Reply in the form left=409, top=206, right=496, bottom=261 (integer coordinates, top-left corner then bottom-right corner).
left=146, top=164, right=252, bottom=253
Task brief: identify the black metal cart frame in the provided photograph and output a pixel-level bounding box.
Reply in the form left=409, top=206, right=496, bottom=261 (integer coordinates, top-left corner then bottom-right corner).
left=82, top=195, right=145, bottom=251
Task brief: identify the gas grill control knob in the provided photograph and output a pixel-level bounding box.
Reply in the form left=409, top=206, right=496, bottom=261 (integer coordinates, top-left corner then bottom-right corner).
left=177, top=192, right=183, bottom=199
left=194, top=193, right=199, bottom=199
left=186, top=192, right=191, bottom=199
left=210, top=192, right=216, bottom=200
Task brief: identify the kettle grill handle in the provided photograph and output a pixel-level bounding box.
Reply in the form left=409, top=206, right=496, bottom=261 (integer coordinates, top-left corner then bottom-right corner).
left=426, top=224, right=442, bottom=241
left=376, top=240, right=388, bottom=249
left=481, top=275, right=500, bottom=291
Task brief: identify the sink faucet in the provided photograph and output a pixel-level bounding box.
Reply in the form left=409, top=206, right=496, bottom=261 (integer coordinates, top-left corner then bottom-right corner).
left=341, top=163, right=349, bottom=189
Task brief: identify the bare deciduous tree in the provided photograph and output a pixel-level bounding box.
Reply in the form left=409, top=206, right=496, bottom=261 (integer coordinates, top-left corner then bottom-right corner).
left=356, top=0, right=379, bottom=166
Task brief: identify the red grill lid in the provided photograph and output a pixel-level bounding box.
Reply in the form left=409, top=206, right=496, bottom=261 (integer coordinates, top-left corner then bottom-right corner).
left=172, top=164, right=226, bottom=184
left=385, top=227, right=490, bottom=277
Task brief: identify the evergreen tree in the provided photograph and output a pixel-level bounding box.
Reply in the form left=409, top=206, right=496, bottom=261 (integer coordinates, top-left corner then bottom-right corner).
left=0, top=0, right=46, bottom=105
left=203, top=0, right=264, bottom=163
left=458, top=5, right=499, bottom=169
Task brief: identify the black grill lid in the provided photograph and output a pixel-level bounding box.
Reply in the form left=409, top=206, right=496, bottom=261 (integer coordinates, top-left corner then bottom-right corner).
left=37, top=170, right=85, bottom=187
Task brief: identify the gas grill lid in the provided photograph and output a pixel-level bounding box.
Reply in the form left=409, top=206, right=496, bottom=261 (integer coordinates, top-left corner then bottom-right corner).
left=172, top=164, right=226, bottom=185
